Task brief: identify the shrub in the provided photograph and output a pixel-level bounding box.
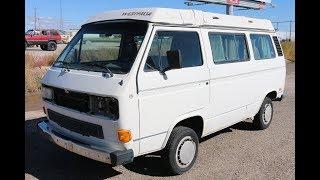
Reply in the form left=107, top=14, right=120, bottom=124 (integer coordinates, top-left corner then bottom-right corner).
left=281, top=41, right=295, bottom=61
left=25, top=53, right=58, bottom=94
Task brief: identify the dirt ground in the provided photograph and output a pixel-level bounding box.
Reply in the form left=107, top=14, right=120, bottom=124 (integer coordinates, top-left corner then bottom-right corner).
left=25, top=44, right=67, bottom=57
left=25, top=62, right=295, bottom=180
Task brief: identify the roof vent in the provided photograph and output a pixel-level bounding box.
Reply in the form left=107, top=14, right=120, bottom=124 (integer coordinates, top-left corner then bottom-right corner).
left=212, top=16, right=219, bottom=19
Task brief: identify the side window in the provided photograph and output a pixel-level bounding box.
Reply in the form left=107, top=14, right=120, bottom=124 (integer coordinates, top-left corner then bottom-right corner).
left=250, top=34, right=276, bottom=60
left=41, top=31, right=47, bottom=35
left=144, top=31, right=202, bottom=71
left=208, top=33, right=249, bottom=64
left=51, top=30, right=59, bottom=36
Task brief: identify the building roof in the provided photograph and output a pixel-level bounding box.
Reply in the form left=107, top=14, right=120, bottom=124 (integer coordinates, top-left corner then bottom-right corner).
left=85, top=8, right=274, bottom=31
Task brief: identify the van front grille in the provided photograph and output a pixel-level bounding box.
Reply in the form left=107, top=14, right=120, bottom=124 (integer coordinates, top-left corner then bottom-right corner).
left=47, top=109, right=104, bottom=139
left=53, top=87, right=90, bottom=113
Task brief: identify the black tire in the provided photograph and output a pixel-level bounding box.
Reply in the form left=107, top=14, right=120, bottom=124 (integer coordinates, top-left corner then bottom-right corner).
left=47, top=41, right=57, bottom=51
left=40, top=44, right=48, bottom=51
left=162, top=126, right=199, bottom=175
left=253, top=97, right=273, bottom=130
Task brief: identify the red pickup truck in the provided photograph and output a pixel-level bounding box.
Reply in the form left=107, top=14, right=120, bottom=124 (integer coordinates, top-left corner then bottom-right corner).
left=25, top=29, right=62, bottom=51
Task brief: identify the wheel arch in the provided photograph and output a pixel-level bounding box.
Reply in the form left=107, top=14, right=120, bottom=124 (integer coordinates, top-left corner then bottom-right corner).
left=48, top=40, right=57, bottom=44
left=266, top=91, right=277, bottom=100
left=161, top=111, right=205, bottom=150
left=252, top=90, right=278, bottom=118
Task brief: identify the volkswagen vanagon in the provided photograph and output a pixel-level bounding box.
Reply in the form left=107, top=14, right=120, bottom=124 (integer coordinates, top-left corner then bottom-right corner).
left=38, top=8, right=286, bottom=174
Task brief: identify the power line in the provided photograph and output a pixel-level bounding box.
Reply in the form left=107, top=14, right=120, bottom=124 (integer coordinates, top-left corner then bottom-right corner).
left=272, top=20, right=295, bottom=41
left=272, top=20, right=295, bottom=23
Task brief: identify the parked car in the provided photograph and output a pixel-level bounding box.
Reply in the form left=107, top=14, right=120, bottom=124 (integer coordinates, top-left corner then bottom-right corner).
left=25, top=29, right=62, bottom=51
left=66, top=29, right=80, bottom=42
left=58, top=30, right=70, bottom=44
left=38, top=8, right=286, bottom=174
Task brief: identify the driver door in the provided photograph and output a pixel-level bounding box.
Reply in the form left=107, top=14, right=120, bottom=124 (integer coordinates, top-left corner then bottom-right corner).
left=137, top=27, right=210, bottom=154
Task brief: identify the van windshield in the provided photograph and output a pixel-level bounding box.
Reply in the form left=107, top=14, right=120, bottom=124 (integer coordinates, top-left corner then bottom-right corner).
left=53, top=21, right=148, bottom=74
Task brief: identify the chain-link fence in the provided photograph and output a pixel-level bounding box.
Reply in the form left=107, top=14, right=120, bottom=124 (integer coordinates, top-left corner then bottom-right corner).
left=272, top=20, right=295, bottom=42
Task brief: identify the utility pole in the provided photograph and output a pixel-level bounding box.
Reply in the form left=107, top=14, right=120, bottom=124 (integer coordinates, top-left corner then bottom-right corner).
left=289, top=20, right=292, bottom=41
left=34, top=7, right=37, bottom=30
left=60, top=0, right=63, bottom=30
left=226, top=4, right=233, bottom=15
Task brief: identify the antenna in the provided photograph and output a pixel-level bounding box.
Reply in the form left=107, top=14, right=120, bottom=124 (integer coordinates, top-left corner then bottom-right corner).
left=185, top=0, right=272, bottom=15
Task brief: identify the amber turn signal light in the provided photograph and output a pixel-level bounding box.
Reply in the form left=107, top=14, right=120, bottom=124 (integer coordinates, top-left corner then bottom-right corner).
left=118, top=129, right=132, bottom=143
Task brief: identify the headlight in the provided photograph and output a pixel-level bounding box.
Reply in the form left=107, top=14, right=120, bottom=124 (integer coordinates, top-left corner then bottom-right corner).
left=90, top=96, right=119, bottom=119
left=42, top=86, right=53, bottom=100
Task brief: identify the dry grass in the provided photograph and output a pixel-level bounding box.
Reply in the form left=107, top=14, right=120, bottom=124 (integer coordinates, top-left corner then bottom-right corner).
left=80, top=47, right=120, bottom=62
left=281, top=41, right=295, bottom=61
left=25, top=53, right=57, bottom=68
left=25, top=53, right=58, bottom=94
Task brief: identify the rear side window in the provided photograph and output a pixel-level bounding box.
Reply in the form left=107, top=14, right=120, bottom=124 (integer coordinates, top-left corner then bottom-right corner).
left=250, top=34, right=276, bottom=60
left=51, top=30, right=59, bottom=36
left=209, top=33, right=249, bottom=64
left=144, top=31, right=202, bottom=71
left=272, top=36, right=283, bottom=56
left=42, top=30, right=48, bottom=35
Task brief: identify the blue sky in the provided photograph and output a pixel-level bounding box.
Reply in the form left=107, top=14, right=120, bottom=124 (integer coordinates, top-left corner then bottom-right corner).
left=25, top=0, right=295, bottom=31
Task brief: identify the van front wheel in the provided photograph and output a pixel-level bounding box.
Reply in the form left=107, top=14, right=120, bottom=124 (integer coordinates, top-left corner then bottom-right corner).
left=253, top=97, right=273, bottom=130
left=162, top=126, right=199, bottom=174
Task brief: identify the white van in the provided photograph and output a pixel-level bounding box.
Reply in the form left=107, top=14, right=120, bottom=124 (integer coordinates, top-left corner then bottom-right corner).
left=38, top=8, right=286, bottom=174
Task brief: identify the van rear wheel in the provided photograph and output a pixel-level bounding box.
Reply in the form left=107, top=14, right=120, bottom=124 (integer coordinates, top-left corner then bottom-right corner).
left=253, top=97, right=273, bottom=130
left=47, top=41, right=57, bottom=51
left=162, top=126, right=199, bottom=174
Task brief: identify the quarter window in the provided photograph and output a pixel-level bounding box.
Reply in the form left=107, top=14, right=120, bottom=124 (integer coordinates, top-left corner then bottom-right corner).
left=250, top=34, right=276, bottom=60
left=144, top=31, right=203, bottom=71
left=209, top=33, right=249, bottom=64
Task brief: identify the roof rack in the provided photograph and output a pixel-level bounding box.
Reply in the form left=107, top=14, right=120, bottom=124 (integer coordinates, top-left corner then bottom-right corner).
left=85, top=8, right=275, bottom=31
left=185, top=0, right=272, bottom=15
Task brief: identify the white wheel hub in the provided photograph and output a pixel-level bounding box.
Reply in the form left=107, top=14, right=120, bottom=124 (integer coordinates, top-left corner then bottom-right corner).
left=175, top=136, right=196, bottom=168
left=263, top=103, right=272, bottom=124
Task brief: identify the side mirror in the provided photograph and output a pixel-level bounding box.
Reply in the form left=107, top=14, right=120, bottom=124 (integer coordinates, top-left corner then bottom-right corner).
left=160, top=50, right=182, bottom=75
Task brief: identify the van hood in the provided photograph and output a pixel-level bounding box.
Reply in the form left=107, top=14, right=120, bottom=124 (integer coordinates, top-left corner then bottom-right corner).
left=42, top=67, right=127, bottom=97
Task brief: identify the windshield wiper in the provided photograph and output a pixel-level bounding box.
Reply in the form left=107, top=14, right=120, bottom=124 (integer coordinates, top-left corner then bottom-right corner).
left=82, top=63, right=114, bottom=77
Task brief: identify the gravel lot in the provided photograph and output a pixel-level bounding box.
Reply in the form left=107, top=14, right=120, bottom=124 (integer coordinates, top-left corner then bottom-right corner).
left=25, top=62, right=295, bottom=180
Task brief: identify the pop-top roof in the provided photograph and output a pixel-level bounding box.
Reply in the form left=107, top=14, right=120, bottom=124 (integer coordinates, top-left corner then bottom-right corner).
left=85, top=8, right=274, bottom=31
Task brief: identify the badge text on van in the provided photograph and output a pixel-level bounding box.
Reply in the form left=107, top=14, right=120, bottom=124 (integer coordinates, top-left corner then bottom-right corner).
left=121, top=12, right=152, bottom=16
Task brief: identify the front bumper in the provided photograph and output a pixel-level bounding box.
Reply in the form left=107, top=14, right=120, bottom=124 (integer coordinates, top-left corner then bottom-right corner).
left=37, top=121, right=134, bottom=166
